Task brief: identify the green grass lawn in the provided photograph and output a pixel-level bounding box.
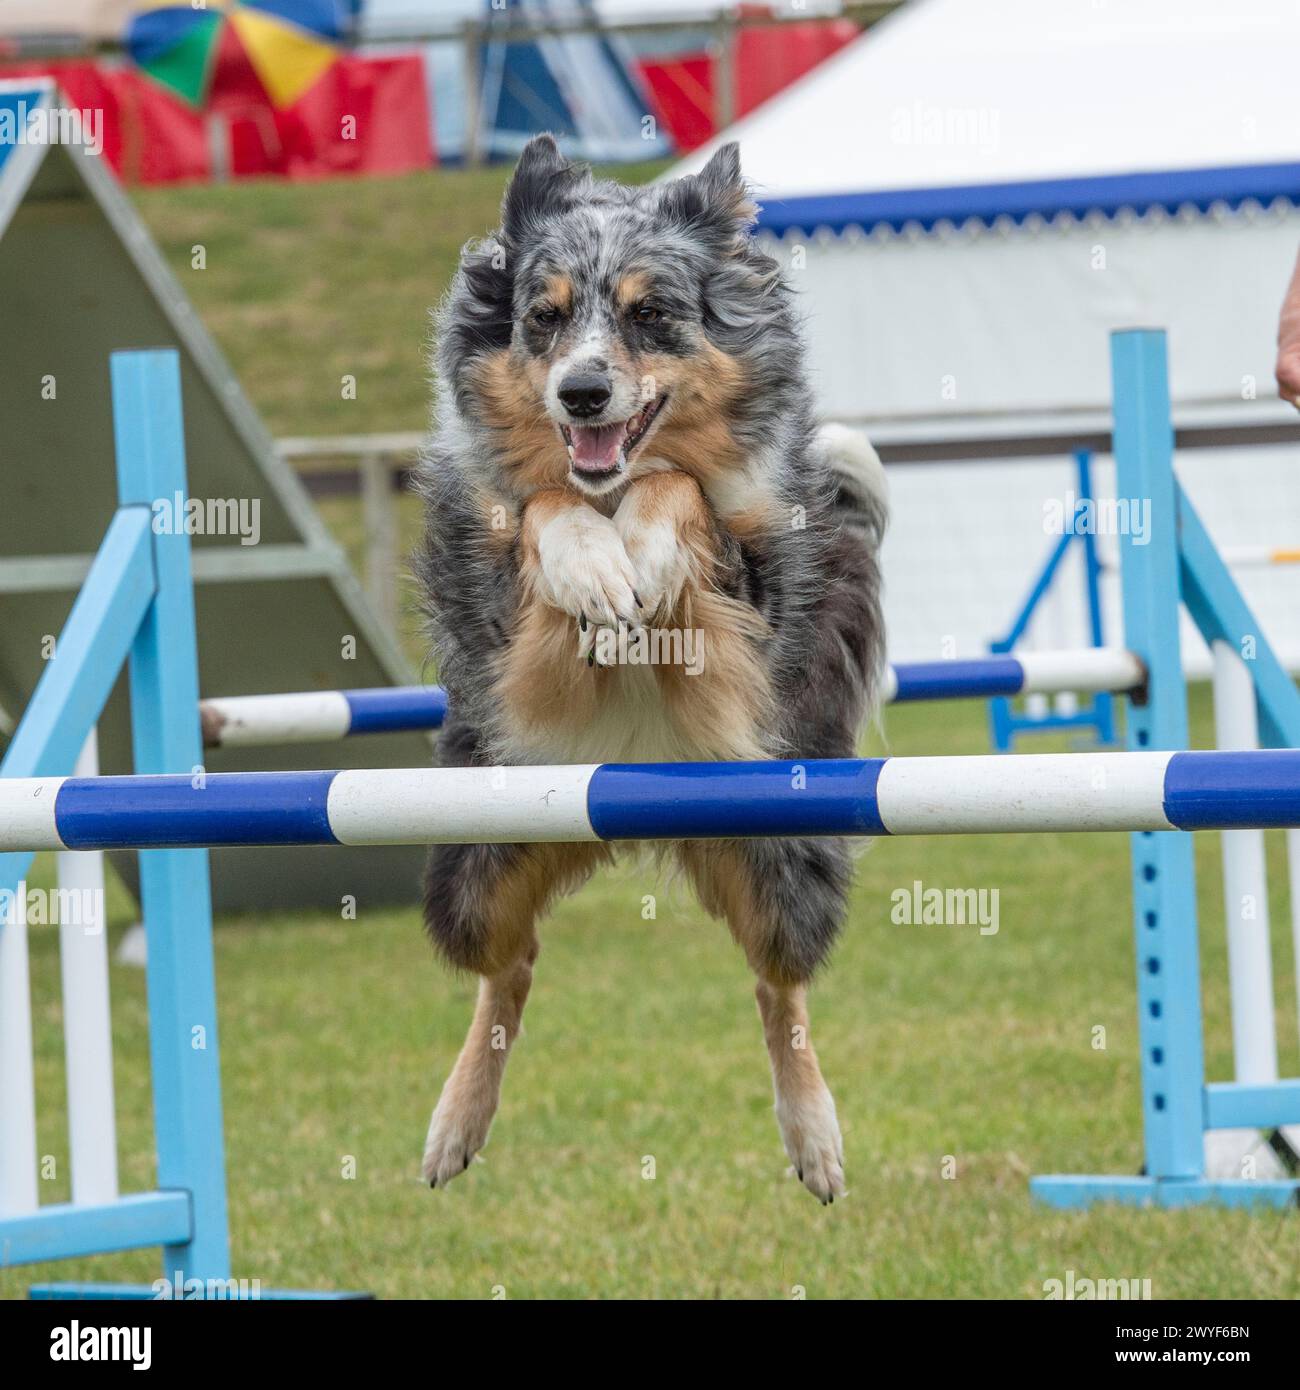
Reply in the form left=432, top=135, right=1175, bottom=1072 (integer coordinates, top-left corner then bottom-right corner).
left=5, top=688, right=1298, bottom=1299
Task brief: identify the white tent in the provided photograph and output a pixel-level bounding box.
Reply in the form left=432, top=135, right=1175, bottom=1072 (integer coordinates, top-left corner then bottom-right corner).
left=675, top=0, right=1300, bottom=673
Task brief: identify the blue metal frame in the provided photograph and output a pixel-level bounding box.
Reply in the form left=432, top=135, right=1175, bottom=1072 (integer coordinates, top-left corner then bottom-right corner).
left=1030, top=329, right=1300, bottom=1209
left=113, top=352, right=231, bottom=1287
left=0, top=352, right=230, bottom=1290
left=989, top=450, right=1116, bottom=752
left=0, top=352, right=356, bottom=1296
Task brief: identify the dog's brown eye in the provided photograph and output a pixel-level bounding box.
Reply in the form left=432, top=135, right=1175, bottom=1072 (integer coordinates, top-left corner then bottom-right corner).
left=633, top=305, right=661, bottom=325
left=533, top=306, right=560, bottom=328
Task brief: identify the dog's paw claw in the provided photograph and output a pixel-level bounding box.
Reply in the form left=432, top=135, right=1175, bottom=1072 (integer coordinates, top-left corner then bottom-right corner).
left=422, top=1099, right=493, bottom=1190
left=777, top=1088, right=846, bottom=1203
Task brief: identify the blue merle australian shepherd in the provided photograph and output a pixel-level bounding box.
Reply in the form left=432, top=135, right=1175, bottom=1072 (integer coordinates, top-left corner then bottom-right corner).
left=416, top=135, right=887, bottom=1203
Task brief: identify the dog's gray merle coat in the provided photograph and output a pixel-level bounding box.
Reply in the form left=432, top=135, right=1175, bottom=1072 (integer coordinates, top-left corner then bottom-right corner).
left=415, top=135, right=886, bottom=987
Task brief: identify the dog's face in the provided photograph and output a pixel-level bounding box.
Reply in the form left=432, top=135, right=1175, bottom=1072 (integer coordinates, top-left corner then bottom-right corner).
left=445, top=136, right=775, bottom=499
left=519, top=253, right=678, bottom=497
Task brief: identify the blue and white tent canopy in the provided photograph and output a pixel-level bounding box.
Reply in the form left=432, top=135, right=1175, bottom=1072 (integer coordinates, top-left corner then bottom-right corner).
left=675, top=0, right=1300, bottom=235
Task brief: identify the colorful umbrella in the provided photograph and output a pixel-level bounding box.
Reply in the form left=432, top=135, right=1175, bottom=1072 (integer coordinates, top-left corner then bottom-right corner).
left=126, top=2, right=345, bottom=110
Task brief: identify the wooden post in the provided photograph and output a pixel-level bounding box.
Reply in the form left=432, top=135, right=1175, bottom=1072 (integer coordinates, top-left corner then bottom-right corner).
left=361, top=453, right=399, bottom=632
left=463, top=20, right=484, bottom=169
left=205, top=112, right=230, bottom=183
left=714, top=10, right=736, bottom=133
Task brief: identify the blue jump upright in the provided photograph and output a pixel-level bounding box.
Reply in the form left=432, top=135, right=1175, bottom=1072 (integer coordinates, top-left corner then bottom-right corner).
left=1030, top=329, right=1300, bottom=1209
left=988, top=448, right=1117, bottom=752
left=0, top=353, right=352, bottom=1298
left=0, top=353, right=229, bottom=1291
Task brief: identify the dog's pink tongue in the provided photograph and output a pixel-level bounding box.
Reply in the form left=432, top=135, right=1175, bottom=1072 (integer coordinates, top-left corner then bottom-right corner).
left=570, top=423, right=624, bottom=473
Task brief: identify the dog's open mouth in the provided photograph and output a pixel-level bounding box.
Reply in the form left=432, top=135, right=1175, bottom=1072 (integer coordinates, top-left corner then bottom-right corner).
left=561, top=395, right=666, bottom=477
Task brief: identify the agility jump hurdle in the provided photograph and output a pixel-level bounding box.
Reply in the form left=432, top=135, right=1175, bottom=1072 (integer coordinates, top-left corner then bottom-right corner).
left=196, top=649, right=1147, bottom=747
left=3, top=750, right=1300, bottom=850
left=4, top=332, right=1300, bottom=1302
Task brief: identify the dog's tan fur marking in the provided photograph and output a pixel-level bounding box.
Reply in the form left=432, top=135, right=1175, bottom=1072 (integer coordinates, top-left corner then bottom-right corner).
left=616, top=271, right=654, bottom=310
left=655, top=588, right=771, bottom=760
left=422, top=954, right=533, bottom=1186
left=469, top=350, right=568, bottom=492
left=542, top=273, right=573, bottom=314
left=753, top=977, right=845, bottom=1201
left=678, top=839, right=772, bottom=972
left=722, top=501, right=784, bottom=544
left=620, top=471, right=773, bottom=758
left=636, top=345, right=749, bottom=487
left=679, top=841, right=846, bottom=1200
left=498, top=596, right=601, bottom=738
left=422, top=841, right=609, bottom=1185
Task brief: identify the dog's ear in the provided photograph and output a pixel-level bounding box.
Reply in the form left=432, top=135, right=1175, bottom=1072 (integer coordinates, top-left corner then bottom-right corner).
left=659, top=142, right=758, bottom=253
left=500, top=133, right=587, bottom=246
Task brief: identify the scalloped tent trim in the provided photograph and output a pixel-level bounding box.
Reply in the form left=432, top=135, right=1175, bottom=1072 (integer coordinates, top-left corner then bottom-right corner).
left=755, top=164, right=1300, bottom=240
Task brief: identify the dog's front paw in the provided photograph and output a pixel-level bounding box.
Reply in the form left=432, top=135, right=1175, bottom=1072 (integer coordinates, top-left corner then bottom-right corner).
left=535, top=507, right=640, bottom=631
left=616, top=513, right=693, bottom=622
left=776, top=1086, right=846, bottom=1205
left=422, top=1092, right=494, bottom=1189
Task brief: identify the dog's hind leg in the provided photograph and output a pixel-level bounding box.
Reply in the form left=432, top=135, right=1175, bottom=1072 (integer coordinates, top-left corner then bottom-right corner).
left=680, top=837, right=850, bottom=1203
left=421, top=840, right=608, bottom=1188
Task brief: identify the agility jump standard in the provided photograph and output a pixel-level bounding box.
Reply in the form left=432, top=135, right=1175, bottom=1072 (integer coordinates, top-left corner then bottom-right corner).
left=3, top=750, right=1299, bottom=849
left=196, top=649, right=1147, bottom=747
left=5, top=334, right=1300, bottom=1304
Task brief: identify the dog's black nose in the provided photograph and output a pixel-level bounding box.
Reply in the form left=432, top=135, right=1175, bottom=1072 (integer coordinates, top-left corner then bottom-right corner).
left=558, top=373, right=612, bottom=418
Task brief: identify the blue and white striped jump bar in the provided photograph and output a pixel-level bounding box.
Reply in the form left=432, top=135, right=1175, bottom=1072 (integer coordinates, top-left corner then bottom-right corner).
left=881, top=648, right=1144, bottom=704
left=201, top=686, right=451, bottom=747
left=199, top=650, right=1145, bottom=747
left=2, top=751, right=1297, bottom=850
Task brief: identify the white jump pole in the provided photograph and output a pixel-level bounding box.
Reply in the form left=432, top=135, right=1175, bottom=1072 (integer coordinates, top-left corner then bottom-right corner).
left=0, top=864, right=38, bottom=1215
left=55, top=730, right=118, bottom=1206
left=1207, top=640, right=1282, bottom=1179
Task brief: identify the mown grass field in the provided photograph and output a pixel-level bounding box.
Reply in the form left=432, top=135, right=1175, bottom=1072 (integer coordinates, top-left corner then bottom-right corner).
left=3, top=168, right=1298, bottom=1299
left=4, top=690, right=1298, bottom=1300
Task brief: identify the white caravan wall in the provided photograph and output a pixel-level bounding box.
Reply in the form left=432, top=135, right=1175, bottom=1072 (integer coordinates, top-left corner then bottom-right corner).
left=767, top=207, right=1300, bottom=423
